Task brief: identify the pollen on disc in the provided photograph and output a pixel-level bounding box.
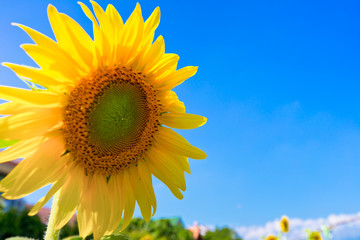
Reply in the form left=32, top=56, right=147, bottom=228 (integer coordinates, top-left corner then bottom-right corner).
left=63, top=67, right=161, bottom=175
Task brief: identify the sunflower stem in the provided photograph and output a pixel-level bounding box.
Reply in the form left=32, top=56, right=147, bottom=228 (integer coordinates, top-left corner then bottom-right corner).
left=44, top=190, right=61, bottom=240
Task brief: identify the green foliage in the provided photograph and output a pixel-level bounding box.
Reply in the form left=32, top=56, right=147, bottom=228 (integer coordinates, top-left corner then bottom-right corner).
left=147, top=219, right=192, bottom=240
left=67, top=218, right=243, bottom=240
left=0, top=140, right=18, bottom=148
left=0, top=205, right=243, bottom=240
left=60, top=222, right=79, bottom=239
left=0, top=198, right=5, bottom=211
left=59, top=221, right=95, bottom=240
left=0, top=207, right=45, bottom=239
left=203, top=227, right=242, bottom=240
left=113, top=218, right=193, bottom=240
left=5, top=237, right=36, bottom=240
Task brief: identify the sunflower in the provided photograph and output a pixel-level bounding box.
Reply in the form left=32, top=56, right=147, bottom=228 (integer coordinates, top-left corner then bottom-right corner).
left=265, top=235, right=278, bottom=240
left=308, top=231, right=322, bottom=240
left=280, top=216, right=289, bottom=233
left=0, top=1, right=206, bottom=239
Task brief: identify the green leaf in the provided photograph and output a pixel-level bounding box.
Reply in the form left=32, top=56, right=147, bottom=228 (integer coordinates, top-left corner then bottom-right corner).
left=0, top=139, right=18, bottom=148
left=5, top=237, right=36, bottom=240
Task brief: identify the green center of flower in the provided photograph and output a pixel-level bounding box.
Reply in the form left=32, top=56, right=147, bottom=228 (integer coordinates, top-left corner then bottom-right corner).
left=89, top=83, right=148, bottom=152
left=63, top=67, right=161, bottom=175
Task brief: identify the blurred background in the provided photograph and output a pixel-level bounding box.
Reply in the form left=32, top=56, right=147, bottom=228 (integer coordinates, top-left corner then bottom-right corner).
left=1, top=0, right=360, bottom=239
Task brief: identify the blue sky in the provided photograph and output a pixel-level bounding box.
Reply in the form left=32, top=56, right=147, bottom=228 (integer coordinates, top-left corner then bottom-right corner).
left=1, top=0, right=360, bottom=233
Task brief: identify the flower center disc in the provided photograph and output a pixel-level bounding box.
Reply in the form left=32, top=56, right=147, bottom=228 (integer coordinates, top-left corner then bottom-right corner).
left=63, top=67, right=160, bottom=175
left=89, top=83, right=148, bottom=152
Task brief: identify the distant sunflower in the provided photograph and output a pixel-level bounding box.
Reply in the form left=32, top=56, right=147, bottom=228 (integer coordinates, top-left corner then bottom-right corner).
left=308, top=231, right=322, bottom=240
left=280, top=216, right=289, bottom=233
left=265, top=235, right=278, bottom=240
left=0, top=1, right=206, bottom=239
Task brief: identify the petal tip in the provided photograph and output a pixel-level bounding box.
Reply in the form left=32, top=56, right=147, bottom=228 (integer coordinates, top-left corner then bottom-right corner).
left=28, top=208, right=38, bottom=216
left=198, top=151, right=207, bottom=159
left=47, top=4, right=57, bottom=12
left=201, top=116, right=207, bottom=126
left=1, top=62, right=9, bottom=68
left=89, top=0, right=98, bottom=7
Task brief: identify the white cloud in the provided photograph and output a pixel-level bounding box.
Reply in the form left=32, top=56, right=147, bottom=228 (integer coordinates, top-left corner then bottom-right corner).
left=234, top=212, right=360, bottom=240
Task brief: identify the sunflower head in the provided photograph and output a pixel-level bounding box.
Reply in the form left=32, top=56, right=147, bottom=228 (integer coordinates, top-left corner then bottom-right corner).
left=308, top=231, right=322, bottom=240
left=280, top=215, right=289, bottom=233
left=0, top=1, right=206, bottom=239
left=63, top=66, right=162, bottom=175
left=265, top=234, right=278, bottom=240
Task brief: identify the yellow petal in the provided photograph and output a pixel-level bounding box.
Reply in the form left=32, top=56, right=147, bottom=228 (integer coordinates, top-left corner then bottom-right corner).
left=0, top=107, right=62, bottom=140
left=13, top=23, right=81, bottom=76
left=105, top=4, right=123, bottom=64
left=117, top=3, right=144, bottom=66
left=90, top=1, right=107, bottom=28
left=0, top=102, right=28, bottom=115
left=143, top=157, right=183, bottom=200
left=28, top=175, right=67, bottom=216
left=78, top=2, right=98, bottom=24
left=54, top=166, right=83, bottom=230
left=120, top=171, right=135, bottom=231
left=59, top=13, right=94, bottom=68
left=0, top=86, right=61, bottom=106
left=160, top=113, right=207, bottom=129
left=138, top=161, right=157, bottom=215
left=142, top=7, right=160, bottom=48
left=14, top=21, right=85, bottom=79
left=21, top=44, right=81, bottom=80
left=155, top=143, right=191, bottom=174
left=160, top=91, right=185, bottom=113
left=139, top=35, right=164, bottom=73
left=77, top=176, right=94, bottom=238
left=124, top=3, right=143, bottom=46
left=77, top=2, right=104, bottom=67
left=129, top=165, right=151, bottom=222
left=135, top=6, right=160, bottom=59
left=148, top=54, right=179, bottom=77
left=146, top=145, right=186, bottom=191
left=106, top=4, right=123, bottom=26
left=90, top=1, right=112, bottom=66
left=0, top=133, right=68, bottom=199
left=155, top=66, right=198, bottom=90
left=13, top=23, right=80, bottom=77
left=154, top=127, right=206, bottom=159
left=168, top=101, right=186, bottom=113
left=92, top=174, right=112, bottom=239
left=104, top=175, right=123, bottom=235
left=47, top=5, right=92, bottom=72
left=12, top=23, right=56, bottom=48
left=0, top=136, right=43, bottom=163
left=2, top=63, right=72, bottom=91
